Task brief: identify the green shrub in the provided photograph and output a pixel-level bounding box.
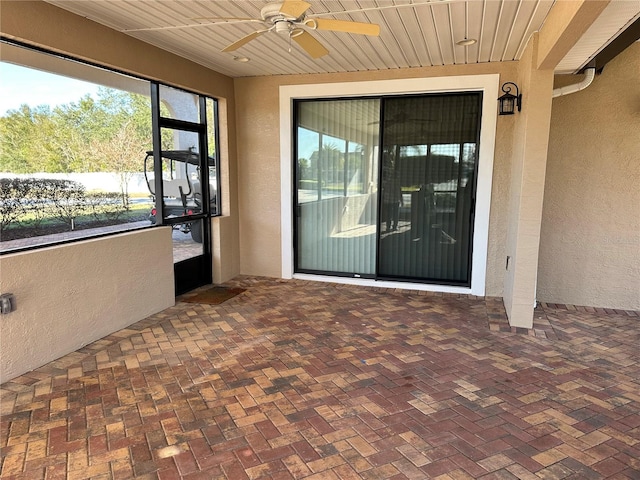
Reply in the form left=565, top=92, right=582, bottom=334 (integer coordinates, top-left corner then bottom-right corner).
left=85, top=192, right=127, bottom=221
left=0, top=177, right=135, bottom=234
left=0, top=178, right=29, bottom=233
left=47, top=179, right=86, bottom=230
left=23, top=178, right=61, bottom=231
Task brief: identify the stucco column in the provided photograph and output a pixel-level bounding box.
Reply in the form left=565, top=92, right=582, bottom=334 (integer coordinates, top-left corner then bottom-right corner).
left=501, top=0, right=610, bottom=327
left=502, top=34, right=554, bottom=328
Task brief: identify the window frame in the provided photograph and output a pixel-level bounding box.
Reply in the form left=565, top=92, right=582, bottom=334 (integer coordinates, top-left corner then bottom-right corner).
left=0, top=39, right=221, bottom=255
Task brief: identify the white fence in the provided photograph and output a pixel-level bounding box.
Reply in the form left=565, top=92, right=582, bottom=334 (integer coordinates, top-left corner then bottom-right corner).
left=0, top=172, right=151, bottom=195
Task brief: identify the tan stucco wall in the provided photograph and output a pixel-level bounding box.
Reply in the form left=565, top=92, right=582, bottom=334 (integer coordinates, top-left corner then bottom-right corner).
left=0, top=1, right=233, bottom=98
left=0, top=229, right=175, bottom=382
left=1, top=0, right=242, bottom=283
left=502, top=34, right=555, bottom=327
left=234, top=63, right=518, bottom=295
left=538, top=42, right=640, bottom=310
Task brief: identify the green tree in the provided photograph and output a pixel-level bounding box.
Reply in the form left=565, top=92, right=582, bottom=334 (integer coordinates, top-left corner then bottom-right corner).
left=93, top=120, right=148, bottom=208
left=46, top=95, right=109, bottom=172
left=298, top=157, right=310, bottom=180
left=0, top=105, right=56, bottom=173
left=0, top=89, right=154, bottom=175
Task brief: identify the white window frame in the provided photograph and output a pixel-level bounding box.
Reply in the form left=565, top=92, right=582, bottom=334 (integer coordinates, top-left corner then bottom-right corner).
left=280, top=74, right=499, bottom=296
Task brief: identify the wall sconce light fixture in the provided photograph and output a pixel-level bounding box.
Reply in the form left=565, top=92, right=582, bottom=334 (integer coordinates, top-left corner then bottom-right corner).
left=498, top=82, right=522, bottom=115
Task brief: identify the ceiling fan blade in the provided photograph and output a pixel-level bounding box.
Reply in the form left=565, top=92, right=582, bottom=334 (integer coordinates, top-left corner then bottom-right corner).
left=292, top=30, right=329, bottom=59
left=221, top=29, right=267, bottom=52
left=279, top=0, right=311, bottom=19
left=313, top=18, right=380, bottom=36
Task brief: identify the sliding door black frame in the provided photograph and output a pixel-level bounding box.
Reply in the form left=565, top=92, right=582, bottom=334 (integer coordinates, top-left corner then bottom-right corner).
left=292, top=92, right=482, bottom=287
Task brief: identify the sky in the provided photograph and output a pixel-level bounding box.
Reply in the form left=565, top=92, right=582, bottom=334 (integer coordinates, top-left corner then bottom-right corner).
left=0, top=62, right=100, bottom=115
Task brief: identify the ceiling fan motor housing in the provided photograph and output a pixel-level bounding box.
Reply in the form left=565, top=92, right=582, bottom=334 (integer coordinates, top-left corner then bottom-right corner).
left=274, top=21, right=292, bottom=34
left=261, top=2, right=304, bottom=34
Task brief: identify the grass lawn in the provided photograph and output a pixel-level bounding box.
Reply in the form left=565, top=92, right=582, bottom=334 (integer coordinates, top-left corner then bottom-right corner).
left=1, top=202, right=153, bottom=242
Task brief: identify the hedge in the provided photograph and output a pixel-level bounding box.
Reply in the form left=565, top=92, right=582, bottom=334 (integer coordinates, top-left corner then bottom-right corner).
left=0, top=177, right=129, bottom=233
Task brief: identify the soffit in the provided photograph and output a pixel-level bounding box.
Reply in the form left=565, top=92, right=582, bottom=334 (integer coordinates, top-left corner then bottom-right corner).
left=556, top=1, right=640, bottom=74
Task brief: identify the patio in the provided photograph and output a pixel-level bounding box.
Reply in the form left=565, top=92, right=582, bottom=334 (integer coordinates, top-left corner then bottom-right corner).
left=1, top=276, right=639, bottom=479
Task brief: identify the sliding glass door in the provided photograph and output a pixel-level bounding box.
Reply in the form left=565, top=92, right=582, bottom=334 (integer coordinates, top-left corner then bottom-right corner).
left=378, top=93, right=481, bottom=284
left=295, top=99, right=380, bottom=276
left=294, top=92, right=481, bottom=286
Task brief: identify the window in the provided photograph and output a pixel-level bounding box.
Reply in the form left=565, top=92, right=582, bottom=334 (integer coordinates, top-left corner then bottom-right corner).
left=0, top=42, right=220, bottom=254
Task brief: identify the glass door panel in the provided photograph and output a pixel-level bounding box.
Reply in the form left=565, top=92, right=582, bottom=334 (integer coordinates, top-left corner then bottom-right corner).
left=159, top=85, right=201, bottom=123
left=172, top=218, right=211, bottom=294
left=151, top=84, right=214, bottom=295
left=378, top=93, right=481, bottom=285
left=157, top=128, right=203, bottom=224
left=206, top=97, right=220, bottom=216
left=295, top=99, right=380, bottom=276
left=171, top=219, right=204, bottom=263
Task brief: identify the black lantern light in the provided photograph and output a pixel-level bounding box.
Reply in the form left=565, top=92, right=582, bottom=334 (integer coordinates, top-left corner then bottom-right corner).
left=498, top=82, right=522, bottom=115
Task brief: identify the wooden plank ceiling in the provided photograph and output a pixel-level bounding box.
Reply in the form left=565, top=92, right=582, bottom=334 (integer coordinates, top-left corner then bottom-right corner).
left=44, top=0, right=638, bottom=78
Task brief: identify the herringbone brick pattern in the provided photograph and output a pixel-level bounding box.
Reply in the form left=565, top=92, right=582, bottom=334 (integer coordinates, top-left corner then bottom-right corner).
left=1, top=276, right=639, bottom=479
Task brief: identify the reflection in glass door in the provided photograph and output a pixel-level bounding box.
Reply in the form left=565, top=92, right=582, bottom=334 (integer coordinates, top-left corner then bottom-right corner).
left=294, top=92, right=482, bottom=287
left=295, top=99, right=380, bottom=276
left=378, top=94, right=481, bottom=285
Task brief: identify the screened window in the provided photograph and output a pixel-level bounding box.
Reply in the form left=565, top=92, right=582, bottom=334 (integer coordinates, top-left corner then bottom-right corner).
left=0, top=41, right=220, bottom=254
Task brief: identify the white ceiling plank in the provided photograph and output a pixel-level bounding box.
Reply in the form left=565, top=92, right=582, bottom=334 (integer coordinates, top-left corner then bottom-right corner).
left=410, top=4, right=443, bottom=66
left=492, top=0, right=529, bottom=62
left=430, top=3, right=455, bottom=65
left=473, top=0, right=488, bottom=64
left=387, top=8, right=422, bottom=67
left=477, top=0, right=500, bottom=64
left=498, top=0, right=523, bottom=61
left=41, top=0, right=634, bottom=77
left=399, top=5, right=435, bottom=66
left=488, top=0, right=507, bottom=63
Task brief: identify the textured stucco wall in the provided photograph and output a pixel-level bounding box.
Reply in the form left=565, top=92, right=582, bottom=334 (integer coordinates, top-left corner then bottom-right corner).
left=538, top=42, right=640, bottom=310
left=0, top=229, right=175, bottom=382
left=502, top=34, right=555, bottom=328
left=234, top=62, right=517, bottom=296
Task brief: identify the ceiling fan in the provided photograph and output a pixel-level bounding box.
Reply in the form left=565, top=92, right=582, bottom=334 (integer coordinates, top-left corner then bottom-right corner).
left=122, top=1, right=466, bottom=60
left=201, top=0, right=381, bottom=59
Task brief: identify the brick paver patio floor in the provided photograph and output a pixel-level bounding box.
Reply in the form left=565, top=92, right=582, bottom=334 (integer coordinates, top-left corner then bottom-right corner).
left=1, top=276, right=639, bottom=479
